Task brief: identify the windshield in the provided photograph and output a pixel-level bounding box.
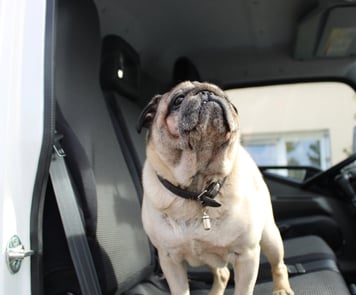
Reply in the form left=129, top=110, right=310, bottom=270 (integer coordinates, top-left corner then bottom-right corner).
left=226, top=82, right=356, bottom=180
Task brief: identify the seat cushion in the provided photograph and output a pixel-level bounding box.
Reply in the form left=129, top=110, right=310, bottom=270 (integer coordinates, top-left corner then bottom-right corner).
left=125, top=270, right=350, bottom=295
left=186, top=235, right=336, bottom=283
left=261, top=235, right=335, bottom=264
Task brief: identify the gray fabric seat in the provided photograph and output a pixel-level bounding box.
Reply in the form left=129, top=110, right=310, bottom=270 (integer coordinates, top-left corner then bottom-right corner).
left=126, top=270, right=350, bottom=295
left=52, top=0, right=154, bottom=293
left=49, top=0, right=351, bottom=294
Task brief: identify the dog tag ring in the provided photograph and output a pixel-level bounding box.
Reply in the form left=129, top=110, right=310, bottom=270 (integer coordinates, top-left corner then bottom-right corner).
left=202, top=211, right=211, bottom=230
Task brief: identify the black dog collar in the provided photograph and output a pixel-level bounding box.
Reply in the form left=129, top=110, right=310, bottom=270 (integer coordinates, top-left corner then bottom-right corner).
left=157, top=175, right=225, bottom=207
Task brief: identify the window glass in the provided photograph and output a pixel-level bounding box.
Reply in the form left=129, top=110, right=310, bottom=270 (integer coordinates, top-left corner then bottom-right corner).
left=226, top=82, right=356, bottom=179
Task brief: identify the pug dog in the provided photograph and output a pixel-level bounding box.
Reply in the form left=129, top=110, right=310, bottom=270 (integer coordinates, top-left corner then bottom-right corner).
left=137, top=81, right=294, bottom=295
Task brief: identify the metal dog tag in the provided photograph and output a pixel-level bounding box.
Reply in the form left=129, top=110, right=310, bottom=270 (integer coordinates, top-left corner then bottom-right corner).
left=202, top=211, right=211, bottom=230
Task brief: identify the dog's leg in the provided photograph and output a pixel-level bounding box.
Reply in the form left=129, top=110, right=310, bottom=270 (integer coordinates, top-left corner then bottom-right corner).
left=261, top=222, right=294, bottom=295
left=208, top=266, right=230, bottom=295
left=232, top=245, right=260, bottom=295
left=158, top=250, right=190, bottom=295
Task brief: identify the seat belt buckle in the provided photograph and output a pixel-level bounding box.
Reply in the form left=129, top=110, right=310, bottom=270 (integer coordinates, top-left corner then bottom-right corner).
left=53, top=131, right=66, bottom=158
left=287, top=263, right=306, bottom=275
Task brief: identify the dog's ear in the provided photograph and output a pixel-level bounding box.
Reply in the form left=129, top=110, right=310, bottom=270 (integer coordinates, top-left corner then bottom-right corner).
left=136, top=94, right=162, bottom=133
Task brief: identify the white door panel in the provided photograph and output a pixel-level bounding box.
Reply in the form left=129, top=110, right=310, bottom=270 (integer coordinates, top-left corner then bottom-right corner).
left=0, top=0, right=46, bottom=293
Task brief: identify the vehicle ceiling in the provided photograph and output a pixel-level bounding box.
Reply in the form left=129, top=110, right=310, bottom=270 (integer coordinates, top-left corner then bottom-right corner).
left=94, top=0, right=356, bottom=94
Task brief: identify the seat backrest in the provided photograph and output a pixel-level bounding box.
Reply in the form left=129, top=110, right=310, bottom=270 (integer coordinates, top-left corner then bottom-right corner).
left=114, top=93, right=147, bottom=165
left=53, top=0, right=154, bottom=292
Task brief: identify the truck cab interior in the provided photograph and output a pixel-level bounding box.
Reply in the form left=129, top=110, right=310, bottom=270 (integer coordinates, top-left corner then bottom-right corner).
left=32, top=0, right=356, bottom=294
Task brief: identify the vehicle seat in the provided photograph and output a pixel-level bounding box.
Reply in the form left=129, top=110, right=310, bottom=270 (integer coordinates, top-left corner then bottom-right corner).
left=45, top=0, right=154, bottom=293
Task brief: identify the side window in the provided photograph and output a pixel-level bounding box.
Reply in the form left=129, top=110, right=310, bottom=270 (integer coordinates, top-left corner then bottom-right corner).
left=227, top=82, right=356, bottom=179
left=243, top=131, right=331, bottom=169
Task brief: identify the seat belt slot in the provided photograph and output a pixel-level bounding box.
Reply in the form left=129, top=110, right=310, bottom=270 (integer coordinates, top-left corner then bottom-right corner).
left=287, top=263, right=306, bottom=275
left=53, top=132, right=66, bottom=157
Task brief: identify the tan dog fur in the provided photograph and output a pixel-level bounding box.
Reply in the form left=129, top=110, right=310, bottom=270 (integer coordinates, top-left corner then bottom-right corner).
left=138, top=81, right=294, bottom=295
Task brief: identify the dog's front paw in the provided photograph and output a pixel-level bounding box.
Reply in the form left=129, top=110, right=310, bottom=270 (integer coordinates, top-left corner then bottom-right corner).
left=272, top=289, right=294, bottom=295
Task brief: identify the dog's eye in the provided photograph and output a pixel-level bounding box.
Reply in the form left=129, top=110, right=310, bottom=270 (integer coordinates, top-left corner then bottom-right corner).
left=173, top=95, right=184, bottom=108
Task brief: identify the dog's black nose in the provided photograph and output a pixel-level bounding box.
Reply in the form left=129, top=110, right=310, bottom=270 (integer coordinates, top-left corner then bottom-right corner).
left=199, top=91, right=213, bottom=103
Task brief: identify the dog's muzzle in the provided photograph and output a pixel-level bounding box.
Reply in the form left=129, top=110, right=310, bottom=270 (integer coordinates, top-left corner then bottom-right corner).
left=178, top=89, right=236, bottom=135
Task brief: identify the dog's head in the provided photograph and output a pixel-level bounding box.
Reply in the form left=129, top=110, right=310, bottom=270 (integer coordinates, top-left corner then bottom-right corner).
left=137, top=81, right=240, bottom=183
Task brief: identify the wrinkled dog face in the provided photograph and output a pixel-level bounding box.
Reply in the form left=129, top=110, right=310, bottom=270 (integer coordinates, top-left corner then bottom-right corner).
left=137, top=81, right=239, bottom=152
left=137, top=81, right=240, bottom=180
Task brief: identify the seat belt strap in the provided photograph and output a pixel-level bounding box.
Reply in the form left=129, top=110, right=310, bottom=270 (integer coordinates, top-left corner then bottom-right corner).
left=49, top=133, right=102, bottom=295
